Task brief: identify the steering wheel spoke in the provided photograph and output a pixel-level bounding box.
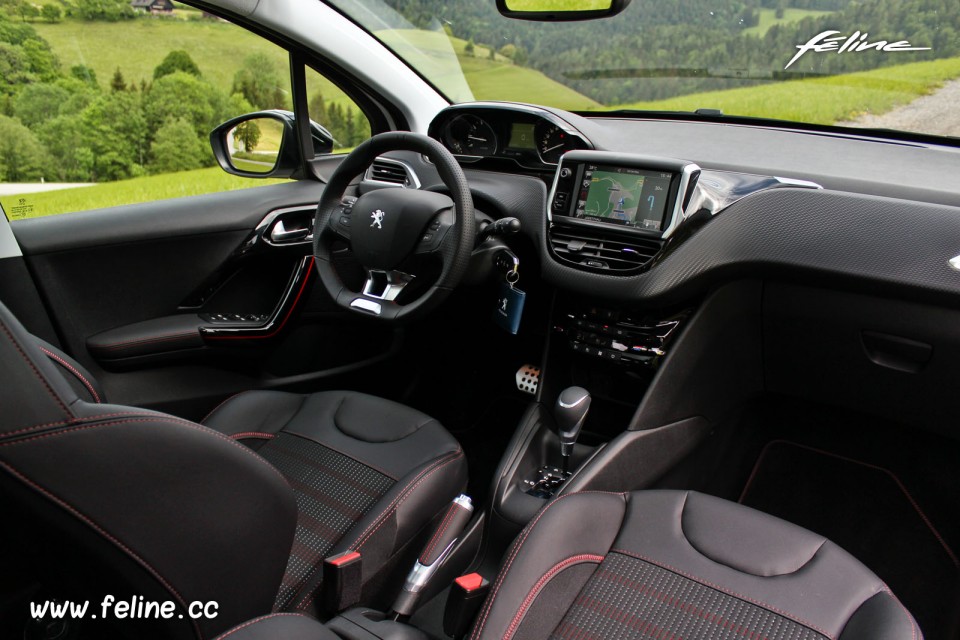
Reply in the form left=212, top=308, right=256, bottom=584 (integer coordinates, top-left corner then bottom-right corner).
left=361, top=269, right=414, bottom=302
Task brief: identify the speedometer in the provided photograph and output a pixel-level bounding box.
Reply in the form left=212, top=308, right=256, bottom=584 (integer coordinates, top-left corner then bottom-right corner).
left=443, top=115, right=498, bottom=156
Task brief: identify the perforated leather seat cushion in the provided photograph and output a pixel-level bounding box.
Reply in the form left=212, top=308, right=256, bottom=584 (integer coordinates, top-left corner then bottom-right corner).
left=470, top=491, right=920, bottom=640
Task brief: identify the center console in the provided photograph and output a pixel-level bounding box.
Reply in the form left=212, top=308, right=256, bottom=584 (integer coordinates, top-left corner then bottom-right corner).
left=547, top=151, right=700, bottom=273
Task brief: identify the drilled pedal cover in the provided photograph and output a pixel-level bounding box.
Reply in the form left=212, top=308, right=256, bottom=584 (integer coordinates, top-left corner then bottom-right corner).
left=515, top=364, right=540, bottom=395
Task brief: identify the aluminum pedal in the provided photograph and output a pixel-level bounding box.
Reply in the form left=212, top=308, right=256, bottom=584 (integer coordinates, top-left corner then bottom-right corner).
left=515, top=364, right=540, bottom=395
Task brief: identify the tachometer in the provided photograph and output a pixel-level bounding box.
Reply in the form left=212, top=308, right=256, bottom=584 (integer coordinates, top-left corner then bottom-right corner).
left=536, top=123, right=576, bottom=164
left=443, top=115, right=498, bottom=156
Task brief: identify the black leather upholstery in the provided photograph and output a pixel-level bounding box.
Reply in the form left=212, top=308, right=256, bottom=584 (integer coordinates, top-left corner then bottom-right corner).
left=0, top=301, right=465, bottom=638
left=202, top=389, right=467, bottom=614
left=470, top=490, right=920, bottom=640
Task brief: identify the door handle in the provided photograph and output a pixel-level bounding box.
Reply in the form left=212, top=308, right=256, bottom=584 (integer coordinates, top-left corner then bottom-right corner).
left=270, top=219, right=310, bottom=243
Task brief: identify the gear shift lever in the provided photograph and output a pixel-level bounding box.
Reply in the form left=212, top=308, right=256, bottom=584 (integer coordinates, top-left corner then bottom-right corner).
left=554, top=386, right=591, bottom=473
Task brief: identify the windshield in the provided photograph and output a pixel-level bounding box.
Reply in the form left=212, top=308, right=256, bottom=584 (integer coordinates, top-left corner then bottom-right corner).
left=329, top=0, right=960, bottom=139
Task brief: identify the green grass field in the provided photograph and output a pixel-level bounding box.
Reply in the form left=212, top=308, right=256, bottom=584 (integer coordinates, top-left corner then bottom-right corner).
left=611, top=57, right=960, bottom=125
left=742, top=8, right=833, bottom=37
left=8, top=19, right=960, bottom=221
left=0, top=168, right=287, bottom=220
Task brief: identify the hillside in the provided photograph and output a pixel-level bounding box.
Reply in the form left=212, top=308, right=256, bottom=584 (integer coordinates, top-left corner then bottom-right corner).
left=32, top=19, right=599, bottom=111
left=742, top=7, right=833, bottom=36
left=610, top=57, right=960, bottom=125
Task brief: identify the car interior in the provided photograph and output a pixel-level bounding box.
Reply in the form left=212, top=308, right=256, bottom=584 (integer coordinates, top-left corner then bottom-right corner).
left=1, top=0, right=959, bottom=639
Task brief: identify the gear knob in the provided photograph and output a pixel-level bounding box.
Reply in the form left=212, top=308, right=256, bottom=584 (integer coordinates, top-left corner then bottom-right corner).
left=554, top=386, right=591, bottom=462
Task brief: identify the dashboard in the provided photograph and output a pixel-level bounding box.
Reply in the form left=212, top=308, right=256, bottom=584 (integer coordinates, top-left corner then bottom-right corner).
left=417, top=101, right=960, bottom=307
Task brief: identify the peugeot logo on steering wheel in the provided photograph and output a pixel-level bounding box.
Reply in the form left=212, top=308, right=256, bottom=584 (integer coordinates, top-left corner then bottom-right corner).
left=370, top=209, right=385, bottom=229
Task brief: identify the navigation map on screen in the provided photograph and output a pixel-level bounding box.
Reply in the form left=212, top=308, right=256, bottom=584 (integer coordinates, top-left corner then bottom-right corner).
left=584, top=170, right=646, bottom=223
left=574, top=165, right=674, bottom=231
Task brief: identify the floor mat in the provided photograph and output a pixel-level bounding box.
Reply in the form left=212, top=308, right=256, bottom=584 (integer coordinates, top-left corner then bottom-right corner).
left=740, top=440, right=960, bottom=639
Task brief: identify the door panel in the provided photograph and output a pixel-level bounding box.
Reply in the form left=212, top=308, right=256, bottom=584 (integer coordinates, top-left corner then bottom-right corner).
left=9, top=176, right=399, bottom=419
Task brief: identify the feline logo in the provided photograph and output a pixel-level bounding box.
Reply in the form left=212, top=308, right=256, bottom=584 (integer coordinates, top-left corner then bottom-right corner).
left=786, top=30, right=930, bottom=69
left=370, top=210, right=385, bottom=229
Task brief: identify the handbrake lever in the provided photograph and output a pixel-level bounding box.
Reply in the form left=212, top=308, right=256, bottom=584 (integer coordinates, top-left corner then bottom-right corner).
left=391, top=494, right=474, bottom=619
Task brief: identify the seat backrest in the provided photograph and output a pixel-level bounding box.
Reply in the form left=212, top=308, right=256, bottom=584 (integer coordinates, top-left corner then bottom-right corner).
left=0, top=301, right=297, bottom=639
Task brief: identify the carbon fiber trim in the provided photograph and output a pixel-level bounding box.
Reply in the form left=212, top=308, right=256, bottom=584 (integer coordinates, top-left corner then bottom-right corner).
left=532, top=187, right=960, bottom=305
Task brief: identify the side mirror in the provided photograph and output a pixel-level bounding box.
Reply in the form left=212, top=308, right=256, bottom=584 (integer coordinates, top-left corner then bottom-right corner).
left=210, top=110, right=335, bottom=179
left=495, top=0, right=631, bottom=21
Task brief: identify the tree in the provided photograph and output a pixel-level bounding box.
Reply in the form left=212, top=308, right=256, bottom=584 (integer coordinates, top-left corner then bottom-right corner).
left=70, top=64, right=98, bottom=87
left=14, top=81, right=69, bottom=128
left=40, top=4, right=60, bottom=22
left=110, top=67, right=126, bottom=92
left=231, top=53, right=286, bottom=109
left=75, top=0, right=134, bottom=21
left=153, top=49, right=201, bottom=80
left=17, top=1, right=39, bottom=22
left=498, top=43, right=517, bottom=60
left=464, top=38, right=475, bottom=56
left=79, top=90, right=147, bottom=180
left=38, top=114, right=94, bottom=181
left=0, top=114, right=51, bottom=181
left=143, top=71, right=218, bottom=141
left=232, top=119, right=260, bottom=152
left=149, top=116, right=202, bottom=174
left=21, top=37, right=57, bottom=80
left=488, top=45, right=495, bottom=60
left=0, top=41, right=31, bottom=95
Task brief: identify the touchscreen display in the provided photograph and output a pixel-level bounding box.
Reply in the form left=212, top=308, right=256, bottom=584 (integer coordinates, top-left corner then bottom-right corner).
left=573, top=164, right=674, bottom=231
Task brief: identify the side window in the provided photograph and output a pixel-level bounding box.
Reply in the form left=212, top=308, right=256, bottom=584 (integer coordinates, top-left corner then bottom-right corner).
left=306, top=66, right=371, bottom=154
left=0, top=6, right=369, bottom=221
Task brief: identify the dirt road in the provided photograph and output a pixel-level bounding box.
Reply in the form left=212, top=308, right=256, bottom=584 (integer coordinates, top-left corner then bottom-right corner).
left=836, top=78, right=960, bottom=138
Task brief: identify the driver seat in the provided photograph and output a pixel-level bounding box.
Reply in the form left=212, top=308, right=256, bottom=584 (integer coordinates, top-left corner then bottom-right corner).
left=0, top=300, right=466, bottom=639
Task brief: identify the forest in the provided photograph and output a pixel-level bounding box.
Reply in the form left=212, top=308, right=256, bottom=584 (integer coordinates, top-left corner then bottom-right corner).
left=380, top=0, right=960, bottom=104
left=0, top=5, right=368, bottom=183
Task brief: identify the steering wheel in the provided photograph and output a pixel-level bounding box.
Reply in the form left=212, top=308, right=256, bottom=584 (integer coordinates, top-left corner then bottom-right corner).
left=313, top=132, right=475, bottom=321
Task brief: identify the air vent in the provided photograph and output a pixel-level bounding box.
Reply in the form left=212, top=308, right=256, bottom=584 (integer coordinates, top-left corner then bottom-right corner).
left=366, top=158, right=420, bottom=188
left=548, top=225, right=663, bottom=272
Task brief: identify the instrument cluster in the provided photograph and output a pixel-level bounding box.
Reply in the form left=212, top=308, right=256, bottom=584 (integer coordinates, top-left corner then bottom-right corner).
left=428, top=104, right=591, bottom=170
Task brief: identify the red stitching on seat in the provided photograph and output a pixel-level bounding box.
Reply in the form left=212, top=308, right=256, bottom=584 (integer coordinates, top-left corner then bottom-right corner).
left=352, top=451, right=463, bottom=551
left=0, top=417, right=291, bottom=489
left=0, top=412, right=160, bottom=441
left=469, top=491, right=626, bottom=640
left=503, top=554, right=605, bottom=640
left=0, top=320, right=71, bottom=417
left=570, top=595, right=679, bottom=640
left=0, top=460, right=201, bottom=639
left=39, top=347, right=101, bottom=403
left=881, top=585, right=917, bottom=640
left=295, top=450, right=464, bottom=611
left=592, top=565, right=777, bottom=640
left=214, top=613, right=311, bottom=640
left=229, top=432, right=275, bottom=441
left=609, top=548, right=836, bottom=639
